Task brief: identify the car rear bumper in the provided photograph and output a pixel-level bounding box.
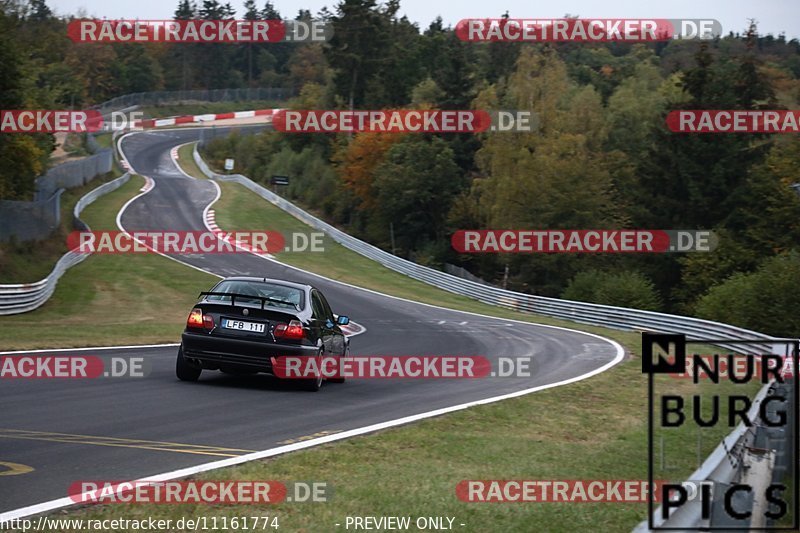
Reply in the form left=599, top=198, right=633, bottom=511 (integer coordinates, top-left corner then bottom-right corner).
left=181, top=331, right=317, bottom=373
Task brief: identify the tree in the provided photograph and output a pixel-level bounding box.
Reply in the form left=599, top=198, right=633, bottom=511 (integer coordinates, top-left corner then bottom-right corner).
left=465, top=46, right=623, bottom=294
left=287, top=44, right=329, bottom=92
left=333, top=132, right=403, bottom=210
left=197, top=0, right=239, bottom=88
left=325, top=0, right=391, bottom=108
left=112, top=45, right=164, bottom=94
left=431, top=33, right=477, bottom=110
left=174, top=0, right=196, bottom=19
left=0, top=10, right=45, bottom=200
left=372, top=136, right=464, bottom=252
left=366, top=15, right=425, bottom=107
left=483, top=12, right=521, bottom=84
left=28, top=0, right=52, bottom=21
left=65, top=44, right=119, bottom=102
left=695, top=253, right=800, bottom=338
left=639, top=40, right=773, bottom=229
left=172, top=0, right=198, bottom=89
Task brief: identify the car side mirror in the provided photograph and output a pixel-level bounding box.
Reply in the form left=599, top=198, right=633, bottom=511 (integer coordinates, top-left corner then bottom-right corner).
left=336, top=315, right=350, bottom=326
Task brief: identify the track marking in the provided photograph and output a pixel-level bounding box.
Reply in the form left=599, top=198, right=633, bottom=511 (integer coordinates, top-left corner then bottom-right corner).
left=0, top=430, right=254, bottom=458
left=0, top=343, right=179, bottom=355
left=277, top=430, right=342, bottom=445
left=0, top=462, right=34, bottom=476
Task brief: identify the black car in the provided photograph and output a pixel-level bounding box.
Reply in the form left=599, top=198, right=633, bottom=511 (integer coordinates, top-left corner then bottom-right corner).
left=178, top=277, right=350, bottom=391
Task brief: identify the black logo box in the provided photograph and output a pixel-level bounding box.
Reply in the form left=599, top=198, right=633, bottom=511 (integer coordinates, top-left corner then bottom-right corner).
left=642, top=333, right=799, bottom=531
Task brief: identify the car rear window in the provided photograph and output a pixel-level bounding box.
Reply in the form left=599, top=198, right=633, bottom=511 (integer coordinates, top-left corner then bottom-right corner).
left=206, top=280, right=305, bottom=310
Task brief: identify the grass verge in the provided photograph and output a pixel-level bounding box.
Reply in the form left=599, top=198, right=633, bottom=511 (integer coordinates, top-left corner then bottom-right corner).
left=176, top=142, right=205, bottom=179
left=0, top=175, right=218, bottom=350
left=91, top=133, right=113, bottom=150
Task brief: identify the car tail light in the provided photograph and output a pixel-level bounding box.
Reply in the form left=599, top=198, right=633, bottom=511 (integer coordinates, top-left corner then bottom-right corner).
left=187, top=308, right=214, bottom=331
left=274, top=320, right=304, bottom=339
left=187, top=308, right=204, bottom=329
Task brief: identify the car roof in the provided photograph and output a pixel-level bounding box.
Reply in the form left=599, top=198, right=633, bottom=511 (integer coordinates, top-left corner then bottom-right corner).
left=220, top=276, right=313, bottom=292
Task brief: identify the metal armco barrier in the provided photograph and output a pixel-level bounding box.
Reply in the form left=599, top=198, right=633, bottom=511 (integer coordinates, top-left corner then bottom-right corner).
left=632, top=378, right=796, bottom=531
left=193, top=145, right=778, bottom=354
left=91, top=87, right=294, bottom=116
left=194, top=145, right=795, bottom=531
left=0, top=173, right=130, bottom=315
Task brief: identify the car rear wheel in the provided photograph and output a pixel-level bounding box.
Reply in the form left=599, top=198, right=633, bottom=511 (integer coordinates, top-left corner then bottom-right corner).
left=300, top=349, right=323, bottom=392
left=176, top=346, right=202, bottom=382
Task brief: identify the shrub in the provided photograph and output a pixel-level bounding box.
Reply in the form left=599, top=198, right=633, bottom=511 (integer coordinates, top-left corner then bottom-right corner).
left=695, top=252, right=800, bottom=337
left=562, top=269, right=662, bottom=311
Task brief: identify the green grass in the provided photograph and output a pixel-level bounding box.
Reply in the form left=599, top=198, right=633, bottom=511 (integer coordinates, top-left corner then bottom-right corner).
left=176, top=142, right=205, bottom=179
left=0, top=175, right=218, bottom=350
left=91, top=132, right=113, bottom=150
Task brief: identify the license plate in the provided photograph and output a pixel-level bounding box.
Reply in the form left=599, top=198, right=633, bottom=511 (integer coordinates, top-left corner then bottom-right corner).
left=223, top=319, right=265, bottom=333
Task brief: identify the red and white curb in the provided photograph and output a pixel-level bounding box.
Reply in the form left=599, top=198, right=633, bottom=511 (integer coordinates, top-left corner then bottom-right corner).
left=206, top=209, right=220, bottom=231
left=340, top=321, right=365, bottom=337
left=204, top=208, right=274, bottom=259
left=139, top=176, right=155, bottom=193
left=134, top=109, right=282, bottom=129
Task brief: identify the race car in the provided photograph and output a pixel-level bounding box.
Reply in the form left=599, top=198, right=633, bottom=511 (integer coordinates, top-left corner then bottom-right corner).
left=178, top=276, right=350, bottom=391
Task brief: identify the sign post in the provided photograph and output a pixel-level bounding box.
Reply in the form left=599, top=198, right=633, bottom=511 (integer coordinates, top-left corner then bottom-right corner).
left=271, top=175, right=289, bottom=194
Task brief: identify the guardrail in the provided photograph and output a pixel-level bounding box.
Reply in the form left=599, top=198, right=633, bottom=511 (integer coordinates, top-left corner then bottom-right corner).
left=0, top=173, right=130, bottom=315
left=193, top=145, right=777, bottom=354
left=633, top=377, right=795, bottom=531
left=91, top=87, right=294, bottom=116
left=194, top=145, right=795, bottom=530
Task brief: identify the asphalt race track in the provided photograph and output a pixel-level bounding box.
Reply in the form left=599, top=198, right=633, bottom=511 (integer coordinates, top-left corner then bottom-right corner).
left=0, top=127, right=623, bottom=515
